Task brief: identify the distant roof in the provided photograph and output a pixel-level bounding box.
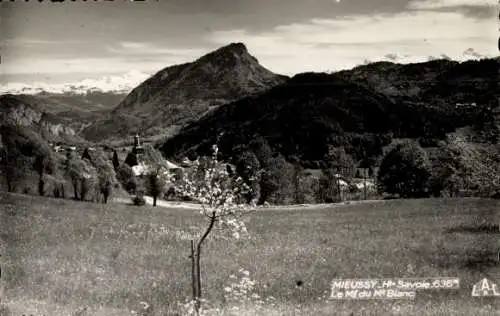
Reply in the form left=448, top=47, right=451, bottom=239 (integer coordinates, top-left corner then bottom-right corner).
left=354, top=181, right=375, bottom=189
left=338, top=179, right=349, bottom=187
left=181, top=157, right=198, bottom=167
left=165, top=160, right=181, bottom=169
left=132, top=161, right=181, bottom=176
left=132, top=163, right=149, bottom=176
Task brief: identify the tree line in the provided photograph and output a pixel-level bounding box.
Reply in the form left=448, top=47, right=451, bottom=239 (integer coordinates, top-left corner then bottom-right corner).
left=0, top=124, right=116, bottom=203
left=1, top=123, right=498, bottom=205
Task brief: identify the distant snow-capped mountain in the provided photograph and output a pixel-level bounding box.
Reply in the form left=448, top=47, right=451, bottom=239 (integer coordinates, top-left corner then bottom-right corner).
left=0, top=70, right=151, bottom=95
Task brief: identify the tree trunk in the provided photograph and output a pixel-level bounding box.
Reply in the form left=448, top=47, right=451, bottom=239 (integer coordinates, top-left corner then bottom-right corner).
left=337, top=176, right=341, bottom=202
left=80, top=179, right=88, bottom=201
left=257, top=183, right=270, bottom=205
left=6, top=176, right=13, bottom=193
left=191, top=240, right=198, bottom=309
left=38, top=179, right=44, bottom=196
left=38, top=172, right=45, bottom=196
left=73, top=181, right=79, bottom=200
left=363, top=168, right=367, bottom=200
left=153, top=195, right=157, bottom=207
left=194, top=211, right=217, bottom=313
left=294, top=167, right=300, bottom=204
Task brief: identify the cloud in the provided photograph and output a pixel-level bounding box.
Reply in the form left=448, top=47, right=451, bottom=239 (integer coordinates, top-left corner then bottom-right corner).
left=2, top=2, right=497, bottom=87
left=119, top=41, right=150, bottom=49
left=206, top=10, right=496, bottom=74
left=1, top=54, right=186, bottom=76
left=0, top=40, right=212, bottom=91
left=408, top=0, right=495, bottom=10
left=384, top=53, right=399, bottom=61
left=105, top=42, right=208, bottom=58
left=210, top=12, right=492, bottom=47
left=2, top=38, right=69, bottom=47
left=407, top=0, right=497, bottom=19
left=1, top=39, right=210, bottom=78
left=406, top=0, right=496, bottom=18
left=463, top=47, right=486, bottom=58
left=427, top=53, right=452, bottom=61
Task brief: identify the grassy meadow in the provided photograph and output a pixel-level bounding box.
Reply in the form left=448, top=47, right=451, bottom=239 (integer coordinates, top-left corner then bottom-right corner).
left=0, top=192, right=499, bottom=315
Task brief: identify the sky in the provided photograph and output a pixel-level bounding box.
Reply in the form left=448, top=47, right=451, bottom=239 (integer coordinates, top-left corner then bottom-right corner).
left=0, top=0, right=498, bottom=92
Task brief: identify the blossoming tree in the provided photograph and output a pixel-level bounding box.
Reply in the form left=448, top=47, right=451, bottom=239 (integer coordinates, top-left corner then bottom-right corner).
left=174, top=144, right=256, bottom=314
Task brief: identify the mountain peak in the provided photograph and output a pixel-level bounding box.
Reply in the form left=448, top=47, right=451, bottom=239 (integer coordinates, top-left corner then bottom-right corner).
left=218, top=42, right=248, bottom=54
left=200, top=42, right=254, bottom=65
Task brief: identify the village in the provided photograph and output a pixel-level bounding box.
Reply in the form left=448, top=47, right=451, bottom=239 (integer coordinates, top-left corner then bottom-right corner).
left=48, top=134, right=378, bottom=205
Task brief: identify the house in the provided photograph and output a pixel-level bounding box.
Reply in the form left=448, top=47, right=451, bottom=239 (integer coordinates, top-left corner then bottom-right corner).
left=131, top=161, right=181, bottom=177
left=131, top=162, right=150, bottom=176
left=127, top=134, right=182, bottom=176
left=165, top=160, right=181, bottom=170
left=354, top=180, right=376, bottom=191
left=181, top=157, right=199, bottom=167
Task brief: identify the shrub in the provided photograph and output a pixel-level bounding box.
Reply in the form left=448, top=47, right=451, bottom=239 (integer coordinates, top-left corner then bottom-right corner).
left=0, top=124, right=56, bottom=195
left=100, top=179, right=113, bottom=203
left=444, top=134, right=500, bottom=196
left=418, top=137, right=440, bottom=148
left=428, top=143, right=462, bottom=197
left=377, top=141, right=432, bottom=198
left=299, top=174, right=320, bottom=203
left=324, top=145, right=356, bottom=178
left=125, top=152, right=138, bottom=167
left=116, top=163, right=137, bottom=194
left=317, top=173, right=341, bottom=203
left=145, top=169, right=170, bottom=207
left=259, top=155, right=294, bottom=205
left=234, top=150, right=261, bottom=203
left=42, top=173, right=67, bottom=198
left=491, top=191, right=500, bottom=200
left=132, top=195, right=146, bottom=206
left=0, top=305, right=11, bottom=316
left=66, top=157, right=98, bottom=201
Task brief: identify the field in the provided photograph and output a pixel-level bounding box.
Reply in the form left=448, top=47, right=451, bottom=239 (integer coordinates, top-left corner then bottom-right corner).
left=0, top=193, right=499, bottom=315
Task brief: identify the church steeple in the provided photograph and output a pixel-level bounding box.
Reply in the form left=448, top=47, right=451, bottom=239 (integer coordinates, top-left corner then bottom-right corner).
left=134, top=134, right=141, bottom=147
left=132, top=134, right=144, bottom=157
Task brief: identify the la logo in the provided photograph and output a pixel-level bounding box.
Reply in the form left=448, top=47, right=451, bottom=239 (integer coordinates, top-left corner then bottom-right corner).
left=471, top=278, right=500, bottom=297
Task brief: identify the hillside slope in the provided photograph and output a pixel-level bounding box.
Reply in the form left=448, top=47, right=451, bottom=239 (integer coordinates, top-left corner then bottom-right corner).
left=335, top=58, right=499, bottom=105
left=82, top=43, right=288, bottom=141
left=160, top=65, right=498, bottom=165
left=0, top=91, right=127, bottom=136
left=12, top=91, right=126, bottom=114
left=0, top=94, right=87, bottom=145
